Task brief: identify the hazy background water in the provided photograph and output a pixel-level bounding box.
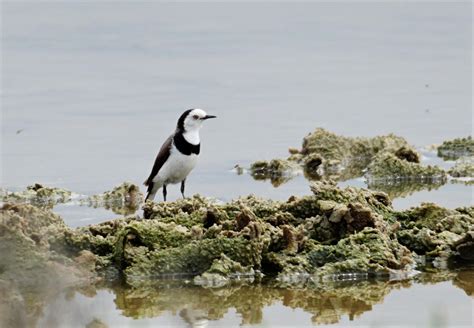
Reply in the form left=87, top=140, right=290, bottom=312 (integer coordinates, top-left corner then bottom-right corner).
left=3, top=2, right=472, bottom=210
left=1, top=2, right=473, bottom=327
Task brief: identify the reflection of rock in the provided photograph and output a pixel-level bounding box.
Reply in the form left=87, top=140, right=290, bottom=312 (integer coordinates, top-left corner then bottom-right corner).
left=0, top=280, right=27, bottom=328
left=453, top=270, right=474, bottom=296
left=180, top=308, right=209, bottom=328
left=437, top=136, right=474, bottom=160
left=105, top=278, right=412, bottom=326
left=0, top=183, right=72, bottom=209
left=367, top=180, right=445, bottom=199
left=85, top=182, right=143, bottom=215
left=86, top=318, right=109, bottom=328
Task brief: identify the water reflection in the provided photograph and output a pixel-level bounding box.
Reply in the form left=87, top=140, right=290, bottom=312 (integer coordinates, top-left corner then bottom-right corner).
left=29, top=270, right=473, bottom=327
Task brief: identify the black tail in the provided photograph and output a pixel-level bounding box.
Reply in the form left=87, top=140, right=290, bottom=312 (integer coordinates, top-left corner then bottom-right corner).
left=145, top=182, right=154, bottom=201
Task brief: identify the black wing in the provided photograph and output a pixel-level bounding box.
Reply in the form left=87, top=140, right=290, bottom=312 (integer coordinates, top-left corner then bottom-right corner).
left=144, top=135, right=173, bottom=186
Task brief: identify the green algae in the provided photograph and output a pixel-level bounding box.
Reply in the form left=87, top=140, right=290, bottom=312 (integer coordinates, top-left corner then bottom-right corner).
left=394, top=203, right=474, bottom=261
left=437, top=136, right=474, bottom=160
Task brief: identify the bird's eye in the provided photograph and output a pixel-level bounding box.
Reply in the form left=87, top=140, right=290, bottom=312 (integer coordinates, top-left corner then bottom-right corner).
left=193, top=115, right=200, bottom=120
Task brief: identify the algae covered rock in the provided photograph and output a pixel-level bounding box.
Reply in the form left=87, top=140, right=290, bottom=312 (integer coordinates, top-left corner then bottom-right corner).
left=194, top=254, right=257, bottom=288
left=448, top=158, right=474, bottom=178
left=86, top=182, right=143, bottom=215
left=4, top=179, right=471, bottom=293
left=307, top=228, right=413, bottom=278
left=296, top=128, right=421, bottom=181
left=394, top=203, right=474, bottom=260
left=50, top=182, right=413, bottom=283
left=437, top=136, right=474, bottom=160
left=0, top=183, right=72, bottom=208
left=246, top=128, right=435, bottom=187
left=366, top=152, right=446, bottom=182
left=249, top=159, right=300, bottom=187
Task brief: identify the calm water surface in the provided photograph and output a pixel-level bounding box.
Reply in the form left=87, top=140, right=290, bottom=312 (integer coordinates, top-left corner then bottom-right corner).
left=2, top=2, right=472, bottom=327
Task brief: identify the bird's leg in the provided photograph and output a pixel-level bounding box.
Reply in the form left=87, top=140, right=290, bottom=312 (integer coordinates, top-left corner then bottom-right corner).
left=180, top=180, right=186, bottom=199
left=162, top=185, right=167, bottom=202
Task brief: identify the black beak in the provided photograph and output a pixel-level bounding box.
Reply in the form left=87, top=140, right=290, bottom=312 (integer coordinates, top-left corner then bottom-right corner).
left=203, top=115, right=217, bottom=120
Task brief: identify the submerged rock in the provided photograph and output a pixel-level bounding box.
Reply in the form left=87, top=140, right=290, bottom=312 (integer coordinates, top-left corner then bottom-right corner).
left=437, top=136, right=474, bottom=160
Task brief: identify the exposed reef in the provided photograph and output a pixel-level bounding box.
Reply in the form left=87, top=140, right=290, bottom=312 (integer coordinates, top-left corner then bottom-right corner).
left=1, top=180, right=473, bottom=325
left=448, top=158, right=474, bottom=179
left=10, top=180, right=464, bottom=287
left=437, top=136, right=474, bottom=160
left=245, top=129, right=446, bottom=197
left=85, top=182, right=144, bottom=215
left=365, top=152, right=446, bottom=183
left=0, top=183, right=72, bottom=208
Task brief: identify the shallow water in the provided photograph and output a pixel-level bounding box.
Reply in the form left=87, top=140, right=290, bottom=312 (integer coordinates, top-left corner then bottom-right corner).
left=30, top=270, right=474, bottom=327
left=2, top=2, right=473, bottom=327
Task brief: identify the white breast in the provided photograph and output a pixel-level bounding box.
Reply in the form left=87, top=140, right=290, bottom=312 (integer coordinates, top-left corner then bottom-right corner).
left=183, top=129, right=200, bottom=145
left=154, top=145, right=199, bottom=185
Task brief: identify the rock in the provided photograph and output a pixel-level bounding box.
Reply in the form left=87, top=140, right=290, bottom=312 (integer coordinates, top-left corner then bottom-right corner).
left=86, top=182, right=143, bottom=215
left=437, top=136, right=474, bottom=160
left=366, top=152, right=446, bottom=182
left=249, top=159, right=300, bottom=187
left=453, top=231, right=474, bottom=261
left=250, top=128, right=421, bottom=183
left=448, top=158, right=474, bottom=178
left=0, top=183, right=72, bottom=208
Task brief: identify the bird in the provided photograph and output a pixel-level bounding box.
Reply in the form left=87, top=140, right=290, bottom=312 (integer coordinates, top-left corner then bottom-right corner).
left=143, top=108, right=216, bottom=202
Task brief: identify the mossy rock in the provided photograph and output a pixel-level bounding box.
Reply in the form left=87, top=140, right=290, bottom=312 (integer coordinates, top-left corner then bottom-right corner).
left=366, top=152, right=446, bottom=182
left=437, top=136, right=474, bottom=160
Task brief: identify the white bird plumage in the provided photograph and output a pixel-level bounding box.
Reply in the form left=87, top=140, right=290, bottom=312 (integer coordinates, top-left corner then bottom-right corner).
left=144, top=108, right=216, bottom=202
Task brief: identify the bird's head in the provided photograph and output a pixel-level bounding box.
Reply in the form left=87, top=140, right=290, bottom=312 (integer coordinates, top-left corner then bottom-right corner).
left=177, top=108, right=216, bottom=132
